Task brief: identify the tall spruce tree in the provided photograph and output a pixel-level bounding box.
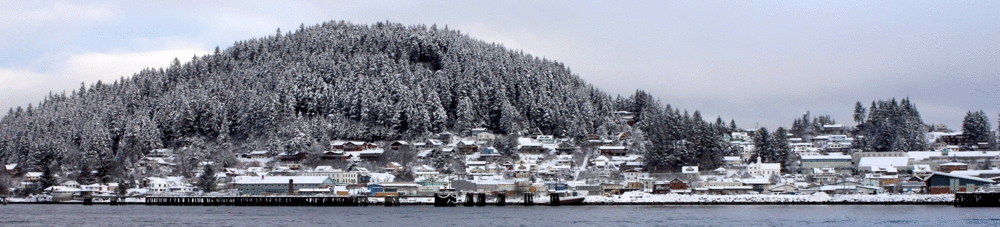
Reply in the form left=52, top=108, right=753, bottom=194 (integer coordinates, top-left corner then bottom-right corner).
left=197, top=165, right=217, bottom=193
left=962, top=110, right=991, bottom=150
left=772, top=127, right=792, bottom=172
left=856, top=98, right=926, bottom=152
left=752, top=127, right=772, bottom=162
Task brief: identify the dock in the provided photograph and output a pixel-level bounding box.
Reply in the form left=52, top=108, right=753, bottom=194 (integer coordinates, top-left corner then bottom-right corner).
left=144, top=196, right=372, bottom=206
left=954, top=192, right=1000, bottom=207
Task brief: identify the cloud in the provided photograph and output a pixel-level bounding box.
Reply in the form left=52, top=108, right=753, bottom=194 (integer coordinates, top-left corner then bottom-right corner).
left=63, top=49, right=210, bottom=83
left=0, top=68, right=47, bottom=93
left=0, top=48, right=209, bottom=115
left=0, top=1, right=119, bottom=29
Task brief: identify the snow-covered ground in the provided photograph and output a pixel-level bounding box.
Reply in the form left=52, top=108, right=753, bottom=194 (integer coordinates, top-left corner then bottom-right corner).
left=581, top=191, right=954, bottom=204
left=4, top=191, right=953, bottom=205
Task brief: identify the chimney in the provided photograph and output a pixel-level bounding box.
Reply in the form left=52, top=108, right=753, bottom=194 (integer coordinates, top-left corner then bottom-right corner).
left=289, top=179, right=294, bottom=195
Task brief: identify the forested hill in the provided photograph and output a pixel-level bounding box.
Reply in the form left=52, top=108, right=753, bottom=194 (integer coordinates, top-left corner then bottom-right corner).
left=0, top=21, right=733, bottom=173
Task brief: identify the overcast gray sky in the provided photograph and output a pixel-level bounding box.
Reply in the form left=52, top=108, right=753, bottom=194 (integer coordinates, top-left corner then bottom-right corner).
left=2, top=1, right=998, bottom=129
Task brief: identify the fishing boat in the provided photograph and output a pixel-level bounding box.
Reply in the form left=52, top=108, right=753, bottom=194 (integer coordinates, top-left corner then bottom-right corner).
left=549, top=190, right=586, bottom=205
left=434, top=188, right=458, bottom=207
left=556, top=195, right=585, bottom=205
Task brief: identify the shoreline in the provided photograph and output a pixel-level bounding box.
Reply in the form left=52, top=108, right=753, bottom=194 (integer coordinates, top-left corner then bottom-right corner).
left=3, top=192, right=961, bottom=206
left=2, top=201, right=955, bottom=206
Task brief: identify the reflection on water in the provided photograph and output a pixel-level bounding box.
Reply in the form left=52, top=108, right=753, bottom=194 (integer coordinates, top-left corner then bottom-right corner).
left=1, top=204, right=998, bottom=227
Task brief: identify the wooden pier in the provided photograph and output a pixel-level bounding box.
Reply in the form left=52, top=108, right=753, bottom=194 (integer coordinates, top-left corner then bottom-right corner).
left=144, top=196, right=372, bottom=206
left=954, top=193, right=1000, bottom=207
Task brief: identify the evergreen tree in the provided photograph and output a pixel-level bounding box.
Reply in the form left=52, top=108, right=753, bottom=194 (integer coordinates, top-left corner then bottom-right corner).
left=856, top=98, right=926, bottom=152
left=752, top=127, right=772, bottom=162
left=39, top=154, right=57, bottom=190
left=853, top=101, right=866, bottom=125
left=962, top=110, right=991, bottom=149
left=77, top=161, right=94, bottom=185
left=772, top=127, right=793, bottom=172
left=0, top=21, right=735, bottom=175
left=116, top=178, right=129, bottom=196
left=197, top=164, right=217, bottom=193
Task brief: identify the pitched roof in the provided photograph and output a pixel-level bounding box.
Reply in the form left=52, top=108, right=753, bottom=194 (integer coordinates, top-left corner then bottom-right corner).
left=928, top=171, right=994, bottom=184
left=857, top=157, right=908, bottom=168
left=233, top=176, right=332, bottom=185
left=800, top=154, right=852, bottom=160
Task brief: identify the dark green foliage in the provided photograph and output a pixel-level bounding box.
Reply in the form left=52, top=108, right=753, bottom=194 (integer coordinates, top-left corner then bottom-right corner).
left=853, top=101, right=866, bottom=125
left=197, top=165, right=216, bottom=193
left=640, top=91, right=731, bottom=172
left=77, top=162, right=94, bottom=185
left=0, top=21, right=621, bottom=173
left=772, top=127, right=794, bottom=172
left=116, top=178, right=129, bottom=196
left=40, top=164, right=57, bottom=190
left=790, top=111, right=836, bottom=138
left=853, top=98, right=926, bottom=152
left=962, top=110, right=992, bottom=149
left=752, top=127, right=772, bottom=162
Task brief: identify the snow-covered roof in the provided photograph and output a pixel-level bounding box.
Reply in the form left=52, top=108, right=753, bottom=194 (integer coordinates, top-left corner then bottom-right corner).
left=800, top=154, right=852, bottom=160
left=344, top=149, right=384, bottom=156
left=949, top=170, right=1000, bottom=177
left=233, top=176, right=331, bottom=185
left=723, top=156, right=741, bottom=161
left=739, top=178, right=771, bottom=185
left=5, top=164, right=18, bottom=170
left=249, top=150, right=269, bottom=155
left=416, top=149, right=433, bottom=158
left=467, top=161, right=487, bottom=166
left=598, top=146, right=626, bottom=150
left=379, top=182, right=422, bottom=187
left=928, top=172, right=994, bottom=183
left=682, top=166, right=699, bottom=173
left=610, top=155, right=642, bottom=161
left=907, top=151, right=942, bottom=161
left=946, top=151, right=1000, bottom=157
left=912, top=164, right=932, bottom=172
left=939, top=162, right=968, bottom=166
left=857, top=157, right=909, bottom=168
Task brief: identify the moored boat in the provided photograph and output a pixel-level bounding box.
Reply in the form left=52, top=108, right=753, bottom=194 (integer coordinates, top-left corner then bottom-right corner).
left=557, top=196, right=585, bottom=205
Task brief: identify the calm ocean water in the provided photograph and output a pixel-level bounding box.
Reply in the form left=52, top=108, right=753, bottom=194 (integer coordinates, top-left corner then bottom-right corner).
left=1, top=204, right=998, bottom=226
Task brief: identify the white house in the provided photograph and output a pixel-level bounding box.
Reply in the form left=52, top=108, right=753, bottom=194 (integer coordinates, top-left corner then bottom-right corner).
left=747, top=157, right=781, bottom=177
left=622, top=168, right=644, bottom=182
left=302, top=166, right=360, bottom=185
left=682, top=166, right=700, bottom=179
left=144, top=177, right=193, bottom=194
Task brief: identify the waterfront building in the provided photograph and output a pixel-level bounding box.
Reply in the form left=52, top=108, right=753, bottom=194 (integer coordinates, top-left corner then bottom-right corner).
left=233, top=176, right=334, bottom=195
